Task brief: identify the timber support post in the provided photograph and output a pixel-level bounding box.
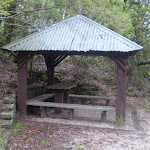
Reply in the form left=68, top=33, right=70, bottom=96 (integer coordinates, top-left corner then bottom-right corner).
left=44, top=55, right=55, bottom=85
left=18, top=53, right=27, bottom=116
left=44, top=54, right=67, bottom=85
left=17, top=52, right=34, bottom=116
left=109, top=54, right=129, bottom=121
left=116, top=64, right=127, bottom=121
left=116, top=55, right=129, bottom=121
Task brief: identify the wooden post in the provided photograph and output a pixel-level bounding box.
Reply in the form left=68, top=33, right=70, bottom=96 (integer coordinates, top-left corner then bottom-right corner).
left=109, top=54, right=128, bottom=121
left=18, top=63, right=27, bottom=116
left=63, top=90, right=69, bottom=103
left=48, top=61, right=54, bottom=85
left=54, top=91, right=64, bottom=114
left=116, top=64, right=127, bottom=121
left=44, top=56, right=55, bottom=85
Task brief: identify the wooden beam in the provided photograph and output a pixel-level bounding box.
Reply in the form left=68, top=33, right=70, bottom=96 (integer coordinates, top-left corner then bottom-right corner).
left=54, top=55, right=68, bottom=67
left=54, top=55, right=62, bottom=62
left=109, top=55, right=128, bottom=72
left=112, top=54, right=128, bottom=66
left=18, top=53, right=34, bottom=69
left=18, top=63, right=27, bottom=116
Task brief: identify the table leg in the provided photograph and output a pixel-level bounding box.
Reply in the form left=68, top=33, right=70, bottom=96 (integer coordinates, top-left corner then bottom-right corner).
left=64, top=90, right=69, bottom=103
left=54, top=92, right=64, bottom=114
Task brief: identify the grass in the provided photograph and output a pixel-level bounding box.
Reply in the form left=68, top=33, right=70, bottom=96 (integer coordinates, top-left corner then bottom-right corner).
left=76, top=146, right=84, bottom=150
left=41, top=140, right=50, bottom=147
left=115, top=116, right=125, bottom=127
left=0, top=130, right=5, bottom=147
left=12, top=122, right=24, bottom=135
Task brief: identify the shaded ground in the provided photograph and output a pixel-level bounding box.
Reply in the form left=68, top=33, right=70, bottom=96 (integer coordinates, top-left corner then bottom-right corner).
left=7, top=109, right=150, bottom=150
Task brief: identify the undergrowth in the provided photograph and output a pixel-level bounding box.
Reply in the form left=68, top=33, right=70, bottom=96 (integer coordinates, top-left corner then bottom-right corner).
left=12, top=122, right=24, bottom=135
left=115, top=116, right=125, bottom=127
left=140, top=98, right=150, bottom=110
left=0, top=129, right=5, bottom=147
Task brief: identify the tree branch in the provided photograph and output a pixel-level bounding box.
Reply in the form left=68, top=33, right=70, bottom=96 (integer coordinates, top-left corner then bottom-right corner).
left=0, top=6, right=60, bottom=20
left=137, top=61, right=150, bottom=66
left=5, top=23, right=36, bottom=28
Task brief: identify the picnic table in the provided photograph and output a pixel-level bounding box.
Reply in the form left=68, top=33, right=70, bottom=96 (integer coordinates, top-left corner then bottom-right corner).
left=46, top=82, right=76, bottom=104
left=27, top=83, right=116, bottom=121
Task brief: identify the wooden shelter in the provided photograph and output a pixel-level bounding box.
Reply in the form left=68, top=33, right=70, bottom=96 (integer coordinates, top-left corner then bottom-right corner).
left=2, top=15, right=143, bottom=121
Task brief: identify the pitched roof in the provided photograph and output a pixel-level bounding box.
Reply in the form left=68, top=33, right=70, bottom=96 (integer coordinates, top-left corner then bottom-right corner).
left=2, top=14, right=143, bottom=52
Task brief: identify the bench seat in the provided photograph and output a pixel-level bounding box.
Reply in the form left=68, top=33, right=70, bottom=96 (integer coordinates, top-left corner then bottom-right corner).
left=69, top=94, right=116, bottom=106
left=27, top=101, right=115, bottom=121
left=27, top=94, right=54, bottom=102
left=69, top=94, right=116, bottom=101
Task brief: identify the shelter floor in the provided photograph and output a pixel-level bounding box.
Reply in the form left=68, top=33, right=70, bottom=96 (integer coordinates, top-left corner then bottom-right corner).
left=28, top=107, right=143, bottom=132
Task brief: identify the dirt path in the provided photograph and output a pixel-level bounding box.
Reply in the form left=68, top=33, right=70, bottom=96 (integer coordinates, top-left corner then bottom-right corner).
left=7, top=109, right=150, bottom=150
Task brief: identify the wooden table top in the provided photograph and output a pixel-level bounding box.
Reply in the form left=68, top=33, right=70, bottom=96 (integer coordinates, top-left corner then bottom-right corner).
left=46, top=82, right=76, bottom=90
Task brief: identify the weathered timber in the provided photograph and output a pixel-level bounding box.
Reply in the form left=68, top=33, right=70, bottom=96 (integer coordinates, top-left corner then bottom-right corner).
left=54, top=92, right=64, bottom=113
left=46, top=83, right=76, bottom=112
left=27, top=101, right=115, bottom=121
left=27, top=94, right=54, bottom=102
left=27, top=101, right=115, bottom=111
left=69, top=94, right=116, bottom=122
left=64, top=89, right=70, bottom=103
left=69, top=94, right=116, bottom=101
left=18, top=63, right=27, bottom=116
left=54, top=55, right=62, bottom=62
left=46, top=82, right=76, bottom=90
left=109, top=55, right=128, bottom=72
left=40, top=106, right=47, bottom=118
left=112, top=54, right=128, bottom=66
left=54, top=55, right=68, bottom=67
left=116, top=64, right=127, bottom=121
left=44, top=55, right=56, bottom=85
left=18, top=53, right=34, bottom=69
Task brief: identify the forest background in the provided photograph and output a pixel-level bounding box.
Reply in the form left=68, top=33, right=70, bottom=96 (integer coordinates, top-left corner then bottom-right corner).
left=0, top=0, right=150, bottom=102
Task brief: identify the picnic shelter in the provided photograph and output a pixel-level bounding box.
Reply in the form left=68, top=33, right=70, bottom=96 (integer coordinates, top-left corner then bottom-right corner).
left=2, top=14, right=143, bottom=121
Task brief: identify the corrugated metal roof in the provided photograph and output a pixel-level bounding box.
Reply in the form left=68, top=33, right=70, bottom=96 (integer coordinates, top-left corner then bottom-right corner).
left=2, top=14, right=143, bottom=52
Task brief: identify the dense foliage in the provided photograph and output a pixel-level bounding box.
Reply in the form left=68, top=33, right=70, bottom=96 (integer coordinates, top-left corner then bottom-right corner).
left=0, top=0, right=150, bottom=96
